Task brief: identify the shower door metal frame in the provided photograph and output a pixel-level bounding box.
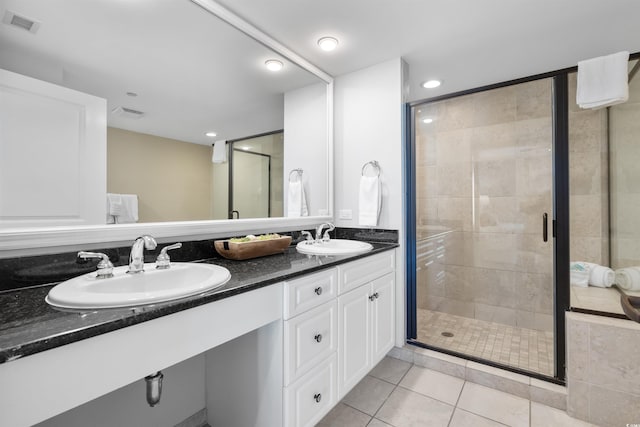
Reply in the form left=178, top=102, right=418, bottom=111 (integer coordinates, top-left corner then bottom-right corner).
left=405, top=70, right=571, bottom=383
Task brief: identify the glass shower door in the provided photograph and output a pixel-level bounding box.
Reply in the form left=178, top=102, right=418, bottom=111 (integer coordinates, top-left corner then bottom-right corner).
left=412, top=78, right=555, bottom=377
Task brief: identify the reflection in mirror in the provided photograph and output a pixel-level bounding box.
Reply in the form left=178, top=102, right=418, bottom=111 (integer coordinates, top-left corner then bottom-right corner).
left=0, top=0, right=328, bottom=229
left=569, top=57, right=640, bottom=316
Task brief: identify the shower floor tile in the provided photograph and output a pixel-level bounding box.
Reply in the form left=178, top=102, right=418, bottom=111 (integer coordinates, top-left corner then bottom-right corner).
left=416, top=309, right=554, bottom=377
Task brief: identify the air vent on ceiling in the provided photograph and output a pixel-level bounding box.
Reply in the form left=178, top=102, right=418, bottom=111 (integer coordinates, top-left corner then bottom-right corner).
left=2, top=10, right=41, bottom=34
left=111, top=106, right=145, bottom=119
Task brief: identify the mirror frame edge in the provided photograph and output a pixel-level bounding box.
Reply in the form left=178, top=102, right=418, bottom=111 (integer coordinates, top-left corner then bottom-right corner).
left=0, top=0, right=335, bottom=255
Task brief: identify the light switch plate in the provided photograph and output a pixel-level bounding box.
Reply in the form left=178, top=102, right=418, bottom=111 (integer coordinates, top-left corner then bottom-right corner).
left=338, top=209, right=352, bottom=220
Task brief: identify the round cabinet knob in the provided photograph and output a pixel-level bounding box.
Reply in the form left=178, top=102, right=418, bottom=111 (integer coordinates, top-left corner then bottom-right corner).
left=313, top=393, right=322, bottom=403
left=314, top=287, right=323, bottom=296
left=369, top=294, right=375, bottom=302
left=314, top=334, right=323, bottom=343
left=374, top=292, right=380, bottom=299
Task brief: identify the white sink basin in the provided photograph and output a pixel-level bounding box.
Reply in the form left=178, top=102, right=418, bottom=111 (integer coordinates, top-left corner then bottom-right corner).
left=296, top=239, right=373, bottom=256
left=46, top=262, right=231, bottom=310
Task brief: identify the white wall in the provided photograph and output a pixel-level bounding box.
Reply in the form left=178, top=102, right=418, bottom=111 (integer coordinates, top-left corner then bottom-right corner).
left=36, top=355, right=206, bottom=427
left=284, top=82, right=329, bottom=215
left=333, top=58, right=407, bottom=346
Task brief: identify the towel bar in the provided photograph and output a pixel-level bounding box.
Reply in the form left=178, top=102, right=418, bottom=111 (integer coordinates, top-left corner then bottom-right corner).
left=289, top=168, right=303, bottom=182
left=361, top=160, right=380, bottom=177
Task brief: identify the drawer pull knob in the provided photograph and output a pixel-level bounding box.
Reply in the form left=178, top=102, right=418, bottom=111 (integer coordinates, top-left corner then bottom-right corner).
left=314, top=334, right=323, bottom=343
left=314, top=286, right=323, bottom=295
left=369, top=292, right=380, bottom=301
left=313, top=393, right=322, bottom=403
left=374, top=292, right=379, bottom=299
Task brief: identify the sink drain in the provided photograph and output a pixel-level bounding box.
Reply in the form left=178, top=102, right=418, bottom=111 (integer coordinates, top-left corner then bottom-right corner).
left=441, top=332, right=454, bottom=337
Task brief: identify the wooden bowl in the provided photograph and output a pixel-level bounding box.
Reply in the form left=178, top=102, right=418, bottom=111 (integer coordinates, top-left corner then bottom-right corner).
left=214, top=236, right=292, bottom=260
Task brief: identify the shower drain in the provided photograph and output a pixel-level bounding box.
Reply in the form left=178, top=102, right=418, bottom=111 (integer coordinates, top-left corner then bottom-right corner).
left=441, top=332, right=454, bottom=337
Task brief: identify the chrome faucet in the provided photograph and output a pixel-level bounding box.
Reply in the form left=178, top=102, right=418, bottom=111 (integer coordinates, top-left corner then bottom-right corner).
left=315, top=223, right=335, bottom=242
left=128, top=235, right=157, bottom=274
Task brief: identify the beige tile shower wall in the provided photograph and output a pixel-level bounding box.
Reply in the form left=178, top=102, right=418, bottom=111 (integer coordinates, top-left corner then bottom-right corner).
left=566, top=312, right=640, bottom=427
left=416, top=79, right=554, bottom=332
left=568, top=73, right=609, bottom=267
left=610, top=75, right=640, bottom=268
left=107, top=127, right=213, bottom=223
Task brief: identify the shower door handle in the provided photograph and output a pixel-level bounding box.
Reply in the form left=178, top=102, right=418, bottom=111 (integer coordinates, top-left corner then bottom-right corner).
left=542, top=213, right=548, bottom=242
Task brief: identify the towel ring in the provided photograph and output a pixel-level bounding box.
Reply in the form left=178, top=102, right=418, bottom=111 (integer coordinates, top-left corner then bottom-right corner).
left=289, top=168, right=303, bottom=182
left=361, top=160, right=380, bottom=177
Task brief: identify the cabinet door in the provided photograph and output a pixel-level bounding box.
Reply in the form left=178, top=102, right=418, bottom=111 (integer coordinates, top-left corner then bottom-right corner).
left=337, top=284, right=371, bottom=398
left=370, top=273, right=395, bottom=365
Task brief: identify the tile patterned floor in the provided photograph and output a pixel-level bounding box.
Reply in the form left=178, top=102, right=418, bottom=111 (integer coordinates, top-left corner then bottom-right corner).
left=317, top=356, right=594, bottom=427
left=416, top=309, right=554, bottom=376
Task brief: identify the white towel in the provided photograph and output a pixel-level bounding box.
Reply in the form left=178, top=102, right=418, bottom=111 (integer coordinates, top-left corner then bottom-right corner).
left=589, top=265, right=615, bottom=288
left=570, top=262, right=591, bottom=288
left=577, top=51, right=629, bottom=109
left=106, top=193, right=138, bottom=224
left=287, top=180, right=308, bottom=217
left=212, top=140, right=227, bottom=163
left=359, top=175, right=381, bottom=227
left=616, top=267, right=640, bottom=291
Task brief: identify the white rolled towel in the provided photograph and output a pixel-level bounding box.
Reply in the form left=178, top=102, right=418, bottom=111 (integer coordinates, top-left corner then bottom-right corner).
left=615, top=267, right=640, bottom=291
left=589, top=265, right=615, bottom=288
left=570, top=262, right=591, bottom=288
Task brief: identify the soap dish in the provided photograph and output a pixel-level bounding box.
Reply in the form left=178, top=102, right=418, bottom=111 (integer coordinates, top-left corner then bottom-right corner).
left=214, top=236, right=292, bottom=261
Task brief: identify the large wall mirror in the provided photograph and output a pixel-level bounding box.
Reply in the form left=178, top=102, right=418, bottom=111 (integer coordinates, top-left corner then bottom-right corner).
left=0, top=0, right=333, bottom=252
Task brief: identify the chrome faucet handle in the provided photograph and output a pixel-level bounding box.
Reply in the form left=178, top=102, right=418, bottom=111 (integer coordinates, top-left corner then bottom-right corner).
left=156, top=243, right=182, bottom=269
left=128, top=235, right=158, bottom=274
left=77, top=251, right=114, bottom=278
left=301, top=231, right=314, bottom=242
left=322, top=223, right=335, bottom=242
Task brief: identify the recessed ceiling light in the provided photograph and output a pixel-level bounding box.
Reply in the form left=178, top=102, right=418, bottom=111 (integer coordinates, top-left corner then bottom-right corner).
left=265, top=59, right=284, bottom=72
left=205, top=132, right=217, bottom=137
left=317, top=36, right=339, bottom=52
left=242, top=146, right=251, bottom=151
left=422, top=118, right=433, bottom=124
left=422, top=80, right=442, bottom=89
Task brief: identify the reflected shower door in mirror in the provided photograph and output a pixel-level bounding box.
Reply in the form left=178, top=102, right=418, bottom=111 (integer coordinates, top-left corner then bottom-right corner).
left=0, top=0, right=328, bottom=229
left=209, top=131, right=284, bottom=220
left=569, top=56, right=640, bottom=316
left=412, top=77, right=556, bottom=377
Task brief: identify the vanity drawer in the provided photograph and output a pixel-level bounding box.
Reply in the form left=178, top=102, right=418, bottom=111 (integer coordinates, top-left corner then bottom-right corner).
left=284, top=268, right=337, bottom=319
left=284, top=353, right=337, bottom=427
left=338, top=251, right=395, bottom=294
left=284, top=299, right=337, bottom=385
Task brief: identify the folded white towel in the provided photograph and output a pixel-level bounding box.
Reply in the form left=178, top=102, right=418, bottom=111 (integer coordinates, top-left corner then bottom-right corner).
left=589, top=265, right=615, bottom=288
left=287, top=180, right=308, bottom=217
left=616, top=267, right=640, bottom=291
left=212, top=140, right=227, bottom=163
left=570, top=262, right=591, bottom=287
left=577, top=51, right=629, bottom=109
left=106, top=193, right=138, bottom=224
left=359, top=175, right=381, bottom=227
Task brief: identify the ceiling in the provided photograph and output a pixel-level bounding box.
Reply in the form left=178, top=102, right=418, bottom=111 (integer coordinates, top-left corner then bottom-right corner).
left=215, top=0, right=640, bottom=102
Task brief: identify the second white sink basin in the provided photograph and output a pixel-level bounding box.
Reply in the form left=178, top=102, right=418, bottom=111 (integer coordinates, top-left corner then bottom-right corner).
left=296, top=239, right=373, bottom=256
left=46, top=262, right=231, bottom=310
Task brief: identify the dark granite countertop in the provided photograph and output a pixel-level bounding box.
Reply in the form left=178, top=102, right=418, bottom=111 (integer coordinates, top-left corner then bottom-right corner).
left=0, top=242, right=397, bottom=364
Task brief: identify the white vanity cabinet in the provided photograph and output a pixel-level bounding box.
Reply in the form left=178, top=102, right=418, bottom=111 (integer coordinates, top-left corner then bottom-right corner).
left=283, top=269, right=338, bottom=427
left=282, top=250, right=396, bottom=426
left=337, top=252, right=396, bottom=398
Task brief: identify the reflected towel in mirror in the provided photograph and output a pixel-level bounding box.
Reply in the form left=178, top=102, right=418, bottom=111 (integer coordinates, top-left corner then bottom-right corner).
left=359, top=175, right=381, bottom=227
left=616, top=267, right=640, bottom=291
left=287, top=180, right=308, bottom=217
left=107, top=193, right=138, bottom=224
left=577, top=51, right=629, bottom=109
left=212, top=140, right=227, bottom=163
